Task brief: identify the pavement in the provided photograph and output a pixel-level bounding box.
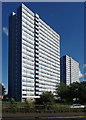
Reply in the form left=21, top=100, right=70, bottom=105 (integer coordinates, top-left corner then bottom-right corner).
left=1, top=112, right=86, bottom=120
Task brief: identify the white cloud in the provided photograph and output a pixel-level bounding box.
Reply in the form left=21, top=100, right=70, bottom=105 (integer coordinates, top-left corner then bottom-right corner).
left=84, top=79, right=86, bottom=81
left=3, top=27, right=8, bottom=36
left=0, top=82, right=5, bottom=87
left=79, top=70, right=83, bottom=78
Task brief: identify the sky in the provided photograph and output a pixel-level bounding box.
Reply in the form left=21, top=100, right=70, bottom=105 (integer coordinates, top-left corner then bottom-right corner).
left=2, top=2, right=84, bottom=91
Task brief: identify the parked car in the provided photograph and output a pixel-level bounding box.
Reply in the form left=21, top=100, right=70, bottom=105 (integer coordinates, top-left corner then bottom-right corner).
left=69, top=104, right=85, bottom=108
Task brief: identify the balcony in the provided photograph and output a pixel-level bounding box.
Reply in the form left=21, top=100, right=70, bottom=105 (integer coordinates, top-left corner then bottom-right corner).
left=36, top=68, right=39, bottom=71
left=36, top=58, right=39, bottom=62
left=35, top=54, right=39, bottom=57
left=35, top=17, right=39, bottom=22
left=35, top=46, right=39, bottom=50
left=35, top=22, right=39, bottom=26
left=35, top=41, right=39, bottom=45
left=35, top=37, right=39, bottom=42
left=36, top=62, right=39, bottom=66
left=35, top=25, right=39, bottom=30
left=36, top=66, right=39, bottom=69
left=35, top=13, right=39, bottom=18
left=36, top=74, right=39, bottom=78
left=36, top=71, right=39, bottom=74
left=35, top=34, right=39, bottom=38
left=35, top=50, right=39, bottom=54
left=35, top=29, right=39, bottom=34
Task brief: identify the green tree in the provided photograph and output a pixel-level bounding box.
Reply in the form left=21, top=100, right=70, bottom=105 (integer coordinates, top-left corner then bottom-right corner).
left=56, top=82, right=68, bottom=102
left=56, top=81, right=86, bottom=104
left=78, top=81, right=86, bottom=104
left=10, top=98, right=15, bottom=104
left=35, top=91, right=55, bottom=105
left=68, top=82, right=80, bottom=103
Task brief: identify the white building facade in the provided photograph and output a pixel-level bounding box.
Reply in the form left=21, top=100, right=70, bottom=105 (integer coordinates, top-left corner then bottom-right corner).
left=70, top=58, right=80, bottom=84
left=8, top=4, right=60, bottom=102
left=60, top=55, right=80, bottom=86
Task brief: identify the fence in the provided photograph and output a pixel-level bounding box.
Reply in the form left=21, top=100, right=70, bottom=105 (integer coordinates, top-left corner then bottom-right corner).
left=2, top=103, right=86, bottom=113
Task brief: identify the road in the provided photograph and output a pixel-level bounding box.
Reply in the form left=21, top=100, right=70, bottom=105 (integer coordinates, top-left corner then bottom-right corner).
left=1, top=112, right=86, bottom=120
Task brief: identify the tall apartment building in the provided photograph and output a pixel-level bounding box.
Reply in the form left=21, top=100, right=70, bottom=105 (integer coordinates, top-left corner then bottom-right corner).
left=60, top=55, right=80, bottom=86
left=8, top=4, right=60, bottom=102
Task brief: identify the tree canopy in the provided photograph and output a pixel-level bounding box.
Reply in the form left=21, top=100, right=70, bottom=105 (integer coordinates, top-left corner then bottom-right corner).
left=35, top=91, right=55, bottom=105
left=56, top=81, right=86, bottom=104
